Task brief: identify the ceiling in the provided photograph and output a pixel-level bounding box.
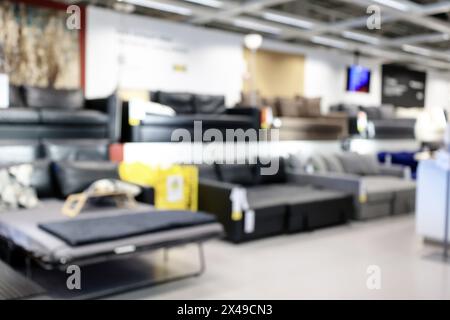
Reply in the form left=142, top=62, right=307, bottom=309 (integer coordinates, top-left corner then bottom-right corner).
left=57, top=0, right=450, bottom=70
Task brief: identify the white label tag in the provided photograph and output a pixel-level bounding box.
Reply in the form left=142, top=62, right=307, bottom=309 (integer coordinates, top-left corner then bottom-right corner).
left=0, top=74, right=9, bottom=108
left=167, top=175, right=184, bottom=202
left=244, top=210, right=255, bottom=234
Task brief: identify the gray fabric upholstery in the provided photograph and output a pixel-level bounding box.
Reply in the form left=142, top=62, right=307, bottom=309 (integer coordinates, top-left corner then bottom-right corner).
left=307, top=154, right=328, bottom=173
left=337, top=152, right=368, bottom=175
left=322, top=154, right=345, bottom=173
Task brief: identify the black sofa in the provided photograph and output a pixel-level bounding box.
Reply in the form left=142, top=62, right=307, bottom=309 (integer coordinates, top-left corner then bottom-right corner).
left=1, top=86, right=120, bottom=141
left=330, top=104, right=416, bottom=139
left=198, top=158, right=353, bottom=243
left=121, top=91, right=261, bottom=142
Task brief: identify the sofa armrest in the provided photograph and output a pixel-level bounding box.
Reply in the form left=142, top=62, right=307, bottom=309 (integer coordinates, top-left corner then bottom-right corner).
left=198, top=179, right=237, bottom=231
left=135, top=184, right=155, bottom=205
left=288, top=172, right=361, bottom=195
left=378, top=164, right=406, bottom=178
left=86, top=94, right=122, bottom=142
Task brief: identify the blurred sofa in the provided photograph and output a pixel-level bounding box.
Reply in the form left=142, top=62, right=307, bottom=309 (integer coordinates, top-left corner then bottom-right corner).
left=1, top=85, right=120, bottom=141
left=330, top=104, right=416, bottom=139
left=198, top=158, right=353, bottom=243
left=121, top=91, right=261, bottom=142
left=290, top=152, right=416, bottom=220
left=238, top=93, right=348, bottom=140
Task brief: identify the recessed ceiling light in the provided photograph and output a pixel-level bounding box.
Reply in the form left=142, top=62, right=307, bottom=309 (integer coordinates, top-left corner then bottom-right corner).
left=262, top=12, right=314, bottom=29
left=373, top=0, right=410, bottom=12
left=342, top=31, right=380, bottom=45
left=183, top=0, right=223, bottom=8
left=402, top=44, right=432, bottom=56
left=233, top=19, right=282, bottom=35
left=311, top=36, right=348, bottom=50
left=121, top=0, right=193, bottom=16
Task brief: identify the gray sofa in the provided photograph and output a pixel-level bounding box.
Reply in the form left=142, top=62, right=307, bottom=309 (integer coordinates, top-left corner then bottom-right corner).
left=288, top=152, right=416, bottom=220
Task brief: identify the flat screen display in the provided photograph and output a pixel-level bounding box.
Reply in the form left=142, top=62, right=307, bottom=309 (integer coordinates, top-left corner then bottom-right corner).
left=346, top=65, right=371, bottom=93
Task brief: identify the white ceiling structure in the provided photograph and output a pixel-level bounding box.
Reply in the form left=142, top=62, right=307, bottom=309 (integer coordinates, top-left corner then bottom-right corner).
left=61, top=0, right=450, bottom=70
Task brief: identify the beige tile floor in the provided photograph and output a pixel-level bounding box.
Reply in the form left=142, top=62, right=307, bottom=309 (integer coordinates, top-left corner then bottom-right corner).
left=113, top=215, right=450, bottom=300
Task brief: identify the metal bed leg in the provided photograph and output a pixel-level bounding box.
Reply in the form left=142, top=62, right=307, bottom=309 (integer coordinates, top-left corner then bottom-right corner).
left=25, top=256, right=32, bottom=279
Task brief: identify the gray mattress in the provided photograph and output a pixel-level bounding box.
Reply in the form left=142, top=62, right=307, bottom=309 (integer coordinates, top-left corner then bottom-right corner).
left=0, top=200, right=223, bottom=265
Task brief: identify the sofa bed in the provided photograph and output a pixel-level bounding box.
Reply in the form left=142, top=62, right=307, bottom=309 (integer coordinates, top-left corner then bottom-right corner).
left=197, top=158, right=353, bottom=243
left=121, top=91, right=261, bottom=142
left=0, top=141, right=223, bottom=299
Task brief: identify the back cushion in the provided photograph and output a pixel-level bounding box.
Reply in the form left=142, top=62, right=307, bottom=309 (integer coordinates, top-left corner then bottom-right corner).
left=53, top=161, right=119, bottom=197
left=23, top=86, right=84, bottom=109
left=307, top=154, right=328, bottom=173
left=43, top=139, right=109, bottom=161
left=215, top=163, right=256, bottom=186
left=276, top=98, right=302, bottom=117
left=361, top=107, right=382, bottom=120
left=337, top=152, right=367, bottom=175
left=359, top=154, right=381, bottom=175
left=9, top=85, right=25, bottom=107
left=305, top=98, right=322, bottom=117
left=322, top=154, right=345, bottom=173
left=194, top=94, right=225, bottom=114
left=155, top=91, right=195, bottom=114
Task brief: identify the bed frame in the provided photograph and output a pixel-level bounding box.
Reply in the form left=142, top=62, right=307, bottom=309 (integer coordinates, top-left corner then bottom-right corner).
left=0, top=232, right=217, bottom=299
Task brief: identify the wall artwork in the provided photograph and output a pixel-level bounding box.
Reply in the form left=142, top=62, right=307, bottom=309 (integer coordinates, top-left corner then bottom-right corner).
left=0, top=1, right=80, bottom=89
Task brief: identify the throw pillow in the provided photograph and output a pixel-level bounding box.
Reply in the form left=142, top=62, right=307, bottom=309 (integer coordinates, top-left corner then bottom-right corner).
left=0, top=164, right=39, bottom=211
left=306, top=154, right=328, bottom=173
left=337, top=152, right=367, bottom=175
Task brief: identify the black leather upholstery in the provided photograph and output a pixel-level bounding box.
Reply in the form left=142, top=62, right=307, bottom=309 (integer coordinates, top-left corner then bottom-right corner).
left=194, top=94, right=226, bottom=114
left=9, top=85, right=24, bottom=107
left=31, top=160, right=55, bottom=198
left=24, top=86, right=84, bottom=109
left=43, top=139, right=109, bottom=161
left=0, top=108, right=40, bottom=123
left=156, top=91, right=195, bottom=114
left=0, top=140, right=42, bottom=164
left=40, top=109, right=108, bottom=124
left=53, top=161, right=119, bottom=197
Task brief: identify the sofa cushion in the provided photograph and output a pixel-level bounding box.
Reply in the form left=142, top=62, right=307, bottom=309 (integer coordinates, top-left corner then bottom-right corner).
left=53, top=161, right=119, bottom=197
left=361, top=107, right=382, bottom=120
left=0, top=108, right=40, bottom=124
left=0, top=141, right=41, bottom=165
left=43, top=139, right=109, bottom=161
left=40, top=109, right=108, bottom=125
left=30, top=160, right=55, bottom=198
left=215, top=163, right=256, bottom=186
left=194, top=94, right=225, bottom=114
left=276, top=98, right=304, bottom=117
left=24, top=86, right=84, bottom=109
left=337, top=152, right=368, bottom=175
left=9, top=85, right=25, bottom=107
left=154, top=91, right=194, bottom=114
left=140, top=114, right=254, bottom=128
left=360, top=176, right=415, bottom=202
left=305, top=98, right=322, bottom=117
left=322, top=154, right=345, bottom=173
left=359, top=154, right=380, bottom=175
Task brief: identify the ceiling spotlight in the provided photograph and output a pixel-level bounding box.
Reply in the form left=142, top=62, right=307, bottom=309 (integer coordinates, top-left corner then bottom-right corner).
left=372, top=0, right=410, bottom=12
left=342, top=31, right=380, bottom=45
left=311, top=36, right=348, bottom=50
left=121, top=0, right=193, bottom=16
left=244, top=34, right=263, bottom=51
left=183, top=0, right=223, bottom=8
left=233, top=19, right=282, bottom=35
left=262, top=12, right=314, bottom=29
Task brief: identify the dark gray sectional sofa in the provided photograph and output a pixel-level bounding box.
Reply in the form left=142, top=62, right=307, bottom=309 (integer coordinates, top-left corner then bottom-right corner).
left=198, top=158, right=354, bottom=243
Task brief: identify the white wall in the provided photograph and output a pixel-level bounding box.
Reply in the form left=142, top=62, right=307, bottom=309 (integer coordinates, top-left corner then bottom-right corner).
left=86, top=6, right=245, bottom=106
left=86, top=6, right=450, bottom=112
